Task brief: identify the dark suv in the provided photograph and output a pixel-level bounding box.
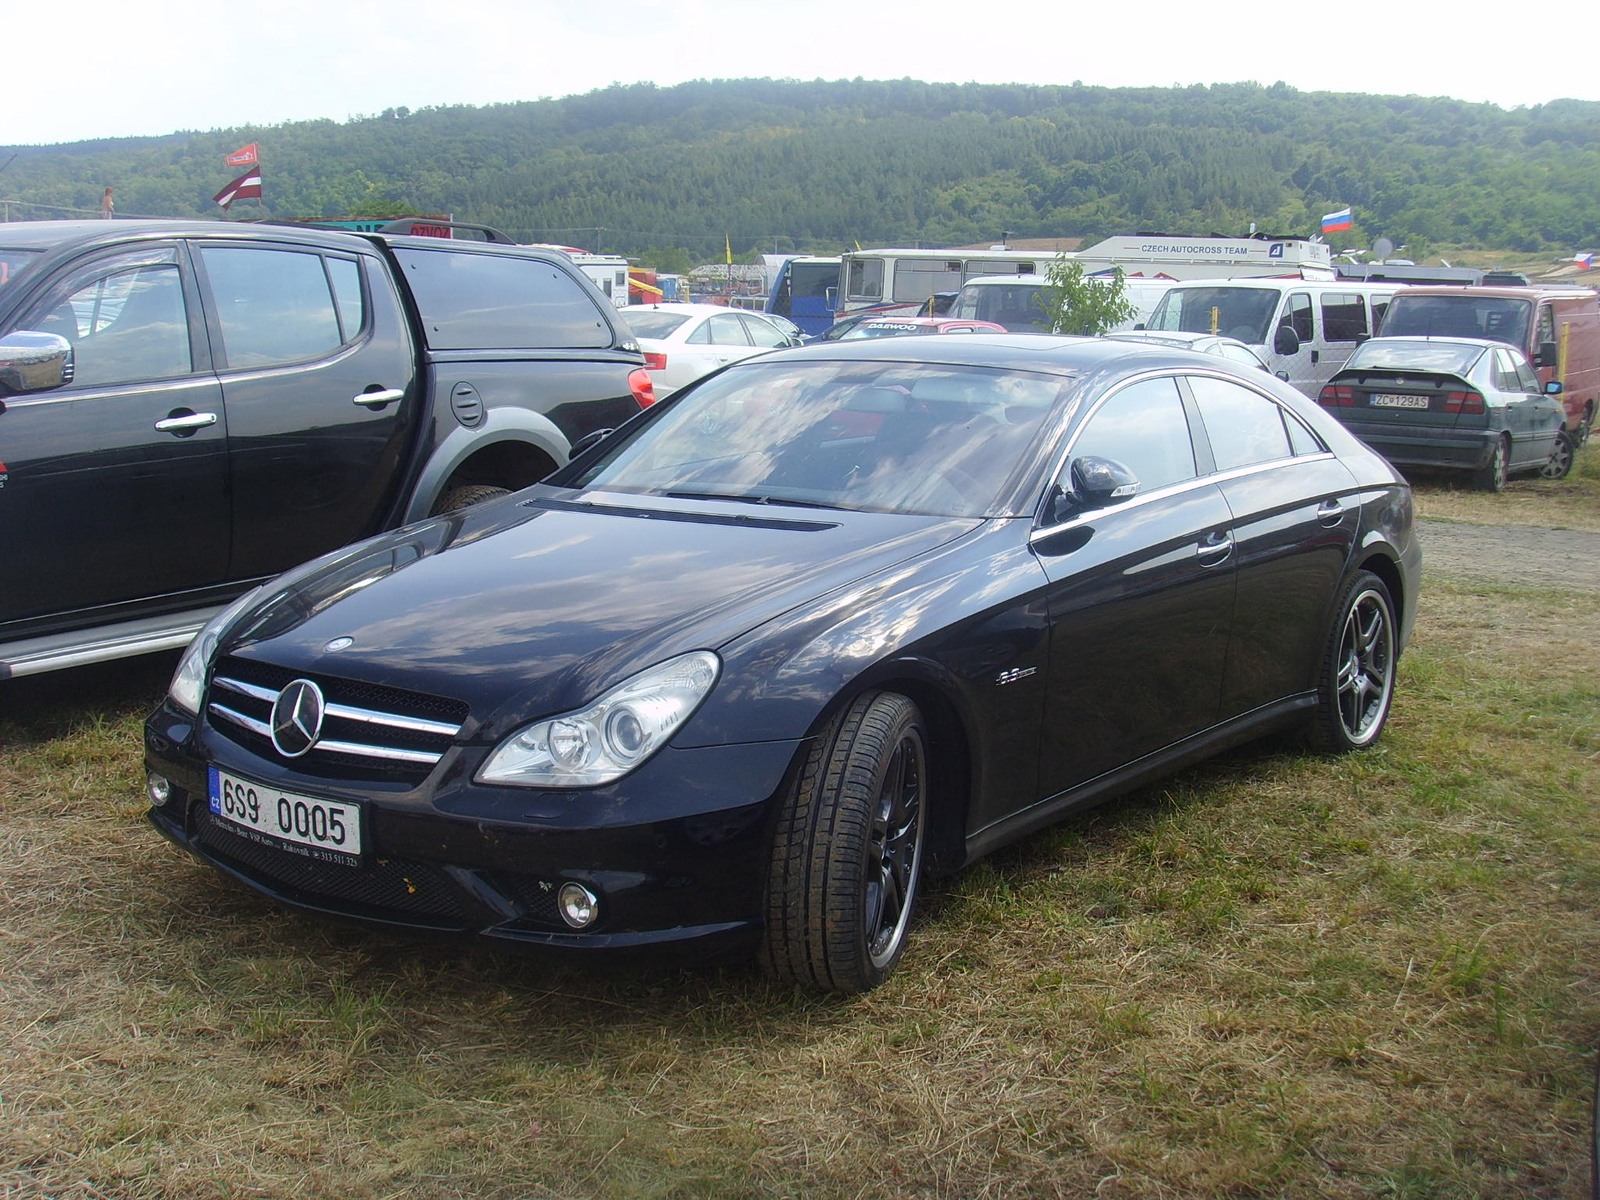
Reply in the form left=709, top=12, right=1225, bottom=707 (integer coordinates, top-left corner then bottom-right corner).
left=0, top=219, right=651, bottom=678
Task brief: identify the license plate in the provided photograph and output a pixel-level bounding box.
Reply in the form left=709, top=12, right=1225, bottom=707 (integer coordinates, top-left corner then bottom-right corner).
left=208, top=767, right=363, bottom=860
left=1369, top=394, right=1430, bottom=409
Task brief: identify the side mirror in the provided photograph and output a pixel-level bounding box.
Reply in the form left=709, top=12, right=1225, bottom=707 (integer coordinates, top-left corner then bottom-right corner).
left=1545, top=380, right=1565, bottom=396
left=1069, top=455, right=1140, bottom=511
left=1533, top=341, right=1558, bottom=368
left=1273, top=325, right=1301, bottom=357
left=1276, top=370, right=1291, bottom=382
left=1354, top=332, right=1370, bottom=344
left=0, top=331, right=74, bottom=396
left=1133, top=322, right=1147, bottom=330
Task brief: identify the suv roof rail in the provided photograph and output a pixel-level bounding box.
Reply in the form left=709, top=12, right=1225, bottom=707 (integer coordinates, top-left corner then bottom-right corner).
left=377, top=218, right=517, bottom=244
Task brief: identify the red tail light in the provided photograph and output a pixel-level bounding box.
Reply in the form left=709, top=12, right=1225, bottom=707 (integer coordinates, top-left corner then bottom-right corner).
left=643, top=352, right=668, bottom=371
left=1443, top=389, right=1485, bottom=414
left=1319, top=384, right=1354, bottom=407
left=627, top=367, right=658, bottom=409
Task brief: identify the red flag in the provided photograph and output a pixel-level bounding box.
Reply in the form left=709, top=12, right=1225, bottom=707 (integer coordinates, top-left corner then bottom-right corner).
left=214, top=168, right=263, bottom=209
left=225, top=142, right=259, bottom=167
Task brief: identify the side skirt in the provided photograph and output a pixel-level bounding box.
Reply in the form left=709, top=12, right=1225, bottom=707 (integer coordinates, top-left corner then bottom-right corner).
left=961, top=694, right=1316, bottom=865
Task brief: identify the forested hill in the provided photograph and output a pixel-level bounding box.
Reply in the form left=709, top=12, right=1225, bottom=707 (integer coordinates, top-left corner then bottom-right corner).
left=4, top=78, right=1598, bottom=266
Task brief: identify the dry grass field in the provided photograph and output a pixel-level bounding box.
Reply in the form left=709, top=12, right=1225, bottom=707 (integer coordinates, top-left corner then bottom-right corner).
left=3, top=448, right=1598, bottom=1200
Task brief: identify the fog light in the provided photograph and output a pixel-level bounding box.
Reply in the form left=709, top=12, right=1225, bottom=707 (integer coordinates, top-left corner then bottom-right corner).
left=557, top=882, right=599, bottom=929
left=147, top=773, right=171, bottom=807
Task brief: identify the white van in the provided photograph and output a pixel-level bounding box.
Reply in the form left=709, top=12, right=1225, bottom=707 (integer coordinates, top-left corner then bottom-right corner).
left=1143, top=280, right=1401, bottom=396
left=948, top=274, right=1174, bottom=333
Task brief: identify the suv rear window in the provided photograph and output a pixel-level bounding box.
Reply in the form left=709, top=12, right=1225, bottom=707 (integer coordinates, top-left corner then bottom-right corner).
left=395, top=248, right=612, bottom=350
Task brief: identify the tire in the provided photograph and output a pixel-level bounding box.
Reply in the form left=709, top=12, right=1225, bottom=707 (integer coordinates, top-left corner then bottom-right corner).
left=1473, top=435, right=1509, bottom=493
left=761, top=691, right=928, bottom=994
left=1308, top=570, right=1398, bottom=754
left=1539, top=430, right=1576, bottom=481
left=430, top=484, right=511, bottom=515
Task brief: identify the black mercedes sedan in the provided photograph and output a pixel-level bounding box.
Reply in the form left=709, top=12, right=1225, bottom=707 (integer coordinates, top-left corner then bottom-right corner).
left=145, top=336, right=1421, bottom=994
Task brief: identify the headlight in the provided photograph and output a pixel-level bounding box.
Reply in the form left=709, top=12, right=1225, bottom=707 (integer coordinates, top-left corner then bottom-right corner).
left=476, top=651, right=720, bottom=788
left=167, top=586, right=265, bottom=716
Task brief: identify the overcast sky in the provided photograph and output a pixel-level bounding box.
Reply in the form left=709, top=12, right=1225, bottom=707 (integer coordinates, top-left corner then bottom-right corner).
left=8, top=0, right=1596, bottom=147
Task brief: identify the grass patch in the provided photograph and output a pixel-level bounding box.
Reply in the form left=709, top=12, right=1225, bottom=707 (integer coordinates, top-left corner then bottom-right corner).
left=3, top=579, right=1599, bottom=1197
left=1411, top=438, right=1600, bottom=530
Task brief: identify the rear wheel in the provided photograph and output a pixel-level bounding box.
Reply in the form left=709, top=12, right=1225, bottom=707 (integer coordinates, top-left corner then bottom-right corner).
left=761, top=692, right=927, bottom=994
left=1308, top=570, right=1397, bottom=754
left=1539, top=430, right=1576, bottom=481
left=1474, top=435, right=1509, bottom=493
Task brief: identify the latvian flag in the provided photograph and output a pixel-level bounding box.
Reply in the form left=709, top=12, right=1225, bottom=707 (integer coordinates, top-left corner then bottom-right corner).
left=1321, top=207, right=1354, bottom=234
left=214, top=168, right=263, bottom=210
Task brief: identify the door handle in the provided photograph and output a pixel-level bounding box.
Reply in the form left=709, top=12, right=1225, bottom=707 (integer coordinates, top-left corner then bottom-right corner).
left=353, top=387, right=406, bottom=408
left=1197, top=532, right=1234, bottom=567
left=1310, top=349, right=1320, bottom=363
left=1317, top=499, right=1345, bottom=527
left=154, top=411, right=218, bottom=433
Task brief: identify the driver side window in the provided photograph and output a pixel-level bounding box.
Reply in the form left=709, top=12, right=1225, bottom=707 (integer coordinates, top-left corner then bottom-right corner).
left=1067, top=376, right=1197, bottom=493
left=27, top=254, right=192, bottom=388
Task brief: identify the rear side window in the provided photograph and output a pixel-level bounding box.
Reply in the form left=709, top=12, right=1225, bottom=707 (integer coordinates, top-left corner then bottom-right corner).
left=1188, top=376, right=1292, bottom=470
left=395, top=249, right=611, bottom=350
left=200, top=246, right=348, bottom=368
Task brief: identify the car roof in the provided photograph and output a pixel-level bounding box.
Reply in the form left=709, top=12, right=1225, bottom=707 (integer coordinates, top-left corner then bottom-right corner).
left=767, top=332, right=1256, bottom=379
left=0, top=218, right=577, bottom=264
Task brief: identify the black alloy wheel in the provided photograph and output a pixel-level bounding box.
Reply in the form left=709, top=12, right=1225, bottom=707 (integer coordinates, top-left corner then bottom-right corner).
left=761, top=691, right=927, bottom=994
left=1309, top=570, right=1397, bottom=754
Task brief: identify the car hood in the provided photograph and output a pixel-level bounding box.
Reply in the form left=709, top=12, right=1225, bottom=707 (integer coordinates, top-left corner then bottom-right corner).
left=223, top=485, right=980, bottom=739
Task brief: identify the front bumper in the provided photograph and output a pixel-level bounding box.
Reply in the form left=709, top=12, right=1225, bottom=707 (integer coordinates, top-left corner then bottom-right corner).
left=145, top=700, right=804, bottom=961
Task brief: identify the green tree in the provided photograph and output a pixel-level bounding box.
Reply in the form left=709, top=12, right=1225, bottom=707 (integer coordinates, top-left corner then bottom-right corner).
left=1040, top=257, right=1136, bottom=335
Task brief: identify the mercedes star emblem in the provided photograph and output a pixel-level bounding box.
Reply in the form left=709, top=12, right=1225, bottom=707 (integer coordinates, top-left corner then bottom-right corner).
left=270, top=678, right=326, bottom=758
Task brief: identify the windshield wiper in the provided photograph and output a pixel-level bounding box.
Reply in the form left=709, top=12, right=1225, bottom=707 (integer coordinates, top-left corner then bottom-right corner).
left=666, top=490, right=844, bottom=511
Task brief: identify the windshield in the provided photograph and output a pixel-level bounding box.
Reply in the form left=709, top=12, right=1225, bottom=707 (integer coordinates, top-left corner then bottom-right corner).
left=623, top=310, right=693, bottom=339
left=0, top=249, right=41, bottom=296
left=1147, top=287, right=1279, bottom=344
left=950, top=283, right=1050, bottom=332
left=564, top=359, right=1071, bottom=518
left=1345, top=339, right=1487, bottom=375
left=1378, top=295, right=1532, bottom=347
left=789, top=262, right=837, bottom=300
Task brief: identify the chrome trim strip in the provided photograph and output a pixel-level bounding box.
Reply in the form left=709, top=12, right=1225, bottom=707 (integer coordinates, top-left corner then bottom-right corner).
left=324, top=702, right=461, bottom=737
left=213, top=677, right=277, bottom=703
left=212, top=677, right=461, bottom=736
left=314, top=739, right=444, bottom=765
left=209, top=703, right=272, bottom=738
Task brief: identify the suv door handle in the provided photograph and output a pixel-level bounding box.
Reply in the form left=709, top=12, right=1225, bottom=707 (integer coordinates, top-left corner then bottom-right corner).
left=353, top=387, right=406, bottom=408
left=154, top=411, right=218, bottom=433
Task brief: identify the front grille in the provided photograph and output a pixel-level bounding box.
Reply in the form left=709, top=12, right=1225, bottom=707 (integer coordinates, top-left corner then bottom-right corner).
left=491, top=873, right=566, bottom=929
left=206, top=656, right=468, bottom=785
left=194, top=805, right=480, bottom=924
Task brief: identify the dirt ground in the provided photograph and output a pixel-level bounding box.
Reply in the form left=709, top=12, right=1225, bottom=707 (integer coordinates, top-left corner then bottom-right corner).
left=1418, top=518, right=1600, bottom=590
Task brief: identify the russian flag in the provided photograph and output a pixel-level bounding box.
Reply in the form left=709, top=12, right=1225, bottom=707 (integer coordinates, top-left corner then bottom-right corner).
left=1321, top=208, right=1353, bottom=233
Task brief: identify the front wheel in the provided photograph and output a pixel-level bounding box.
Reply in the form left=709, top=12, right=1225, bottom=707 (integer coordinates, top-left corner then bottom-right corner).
left=430, top=484, right=511, bottom=515
left=761, top=692, right=927, bottom=994
left=1539, top=430, right=1576, bottom=481
left=1308, top=570, right=1397, bottom=754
